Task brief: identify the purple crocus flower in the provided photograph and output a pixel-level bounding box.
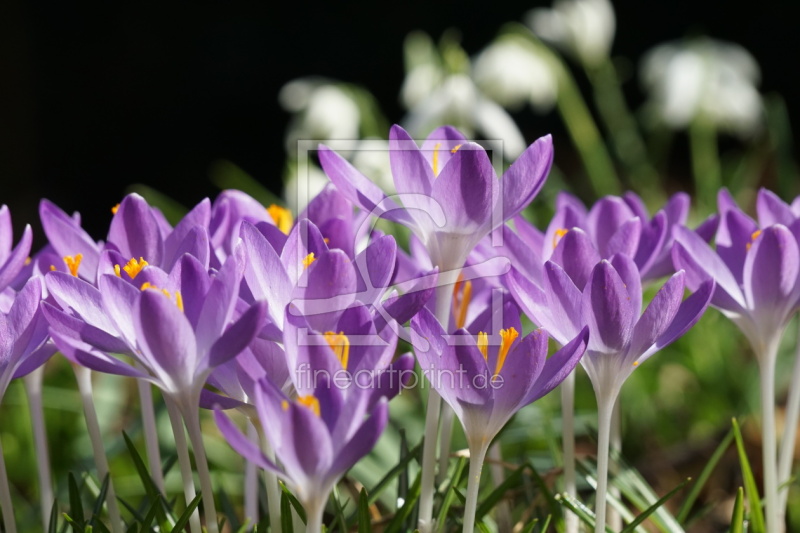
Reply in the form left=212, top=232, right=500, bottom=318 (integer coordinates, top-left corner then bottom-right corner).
left=320, top=124, right=552, bottom=273
left=214, top=325, right=408, bottom=532
left=410, top=303, right=588, bottom=533
left=672, top=189, right=800, bottom=532
left=508, top=256, right=713, bottom=531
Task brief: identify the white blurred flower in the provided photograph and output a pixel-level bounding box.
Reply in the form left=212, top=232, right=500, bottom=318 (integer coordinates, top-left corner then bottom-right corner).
left=283, top=160, right=330, bottom=214
left=526, top=0, right=615, bottom=67
left=472, top=37, right=558, bottom=112
left=279, top=78, right=361, bottom=152
left=641, top=38, right=763, bottom=136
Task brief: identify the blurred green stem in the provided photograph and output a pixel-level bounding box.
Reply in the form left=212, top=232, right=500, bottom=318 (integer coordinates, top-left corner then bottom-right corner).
left=0, top=437, right=17, bottom=533
left=462, top=442, right=489, bottom=533
left=588, top=60, right=661, bottom=200
left=778, top=322, right=800, bottom=522
left=245, top=421, right=259, bottom=524
left=561, top=372, right=578, bottom=533
left=556, top=66, right=620, bottom=197
left=487, top=443, right=512, bottom=532
left=689, top=118, right=721, bottom=211
left=256, top=423, right=283, bottom=533
left=24, top=367, right=53, bottom=529
left=436, top=405, right=454, bottom=485
left=73, top=366, right=123, bottom=533
left=164, top=397, right=201, bottom=533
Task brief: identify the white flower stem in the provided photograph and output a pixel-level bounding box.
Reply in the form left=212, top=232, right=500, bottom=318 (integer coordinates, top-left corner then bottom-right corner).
left=758, top=342, right=782, bottom=533
left=73, top=366, right=123, bottom=533
left=462, top=442, right=489, bottom=533
left=778, top=322, right=800, bottom=521
left=608, top=400, right=622, bottom=531
left=245, top=420, right=259, bottom=524
left=164, top=397, right=201, bottom=533
left=417, top=280, right=454, bottom=533
left=24, top=367, right=54, bottom=528
left=134, top=367, right=165, bottom=494
left=304, top=497, right=325, bottom=533
left=180, top=400, right=219, bottom=533
left=0, top=437, right=17, bottom=533
left=561, top=372, right=578, bottom=533
left=436, top=405, right=455, bottom=485
left=257, top=424, right=282, bottom=533
left=488, top=443, right=512, bottom=532
left=593, top=390, right=618, bottom=533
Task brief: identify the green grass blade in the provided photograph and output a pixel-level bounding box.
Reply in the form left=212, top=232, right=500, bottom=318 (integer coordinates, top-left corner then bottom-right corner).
left=677, top=427, right=734, bottom=523
left=89, top=474, right=111, bottom=527
left=476, top=463, right=525, bottom=520
left=358, top=488, right=372, bottom=533
left=436, top=457, right=468, bottom=532
left=68, top=472, right=86, bottom=528
left=121, top=431, right=169, bottom=525
left=731, top=418, right=765, bottom=533
left=555, top=492, right=614, bottom=533
left=620, top=478, right=691, bottom=533
left=170, top=493, right=203, bottom=533
left=49, top=499, right=60, bottom=533
left=368, top=441, right=422, bottom=506
left=384, top=472, right=421, bottom=533
left=279, top=481, right=307, bottom=524
left=729, top=487, right=745, bottom=533
left=280, top=489, right=295, bottom=533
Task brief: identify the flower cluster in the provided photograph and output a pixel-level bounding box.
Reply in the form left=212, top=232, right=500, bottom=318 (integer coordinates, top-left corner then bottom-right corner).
left=3, top=123, right=800, bottom=533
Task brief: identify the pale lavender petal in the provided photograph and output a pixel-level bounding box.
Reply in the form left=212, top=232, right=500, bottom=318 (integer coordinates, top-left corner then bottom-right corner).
left=550, top=228, right=600, bottom=291
left=327, top=399, right=388, bottom=483
left=206, top=302, right=266, bottom=368
left=587, top=197, right=636, bottom=259
left=107, top=193, right=164, bottom=266
left=430, top=145, right=497, bottom=230
left=717, top=208, right=758, bottom=285
left=214, top=408, right=283, bottom=474
left=583, top=261, right=635, bottom=353
left=195, top=247, right=244, bottom=356
left=420, top=125, right=468, bottom=173
left=743, top=225, right=800, bottom=327
left=610, top=254, right=642, bottom=319
left=757, top=188, right=795, bottom=228
left=45, top=272, right=118, bottom=332
left=526, top=327, right=589, bottom=403
left=542, top=262, right=584, bottom=345
left=628, top=271, right=685, bottom=360
left=241, top=221, right=292, bottom=327
left=98, top=274, right=140, bottom=346
left=42, top=303, right=130, bottom=355
left=389, top=124, right=434, bottom=197
left=39, top=200, right=99, bottom=281
left=0, top=225, right=32, bottom=291
left=635, top=212, right=668, bottom=279
left=501, top=134, right=553, bottom=219
left=280, top=219, right=328, bottom=286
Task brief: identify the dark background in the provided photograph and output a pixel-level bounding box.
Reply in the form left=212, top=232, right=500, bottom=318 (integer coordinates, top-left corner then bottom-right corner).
left=1, top=0, right=797, bottom=243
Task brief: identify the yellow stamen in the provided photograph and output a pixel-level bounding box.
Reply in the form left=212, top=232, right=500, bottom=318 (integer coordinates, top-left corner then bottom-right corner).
left=303, top=252, right=316, bottom=269
left=432, top=142, right=442, bottom=176
left=281, top=400, right=289, bottom=411
left=324, top=331, right=351, bottom=370
left=114, top=264, right=121, bottom=277
left=494, top=327, right=519, bottom=379
left=175, top=291, right=184, bottom=312
left=49, top=265, right=56, bottom=271
left=297, top=395, right=321, bottom=417
left=119, top=257, right=149, bottom=279
left=24, top=257, right=31, bottom=266
left=452, top=275, right=473, bottom=330
left=267, top=204, right=293, bottom=234
left=632, top=361, right=639, bottom=367
left=477, top=332, right=489, bottom=361
left=111, top=203, right=120, bottom=214
left=746, top=229, right=762, bottom=251
left=323, top=237, right=330, bottom=244
left=553, top=228, right=569, bottom=249
left=63, top=254, right=83, bottom=277
left=450, top=144, right=463, bottom=154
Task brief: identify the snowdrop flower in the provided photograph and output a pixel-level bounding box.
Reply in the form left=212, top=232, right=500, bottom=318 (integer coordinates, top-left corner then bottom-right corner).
left=472, top=36, right=559, bottom=112
left=527, top=0, right=616, bottom=68
left=641, top=38, right=763, bottom=136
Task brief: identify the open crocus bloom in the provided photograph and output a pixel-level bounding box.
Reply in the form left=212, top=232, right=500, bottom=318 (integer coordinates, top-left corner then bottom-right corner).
left=0, top=205, right=33, bottom=294
left=411, top=305, right=588, bottom=448
left=320, top=124, right=552, bottom=273
left=509, top=255, right=714, bottom=397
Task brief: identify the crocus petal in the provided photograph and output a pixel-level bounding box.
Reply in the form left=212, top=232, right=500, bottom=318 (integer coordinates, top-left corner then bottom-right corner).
left=505, top=268, right=559, bottom=337
left=622, top=192, right=649, bottom=221
left=389, top=124, right=434, bottom=197
left=743, top=225, right=800, bottom=333
left=610, top=254, right=642, bottom=319
left=542, top=262, right=584, bottom=344
left=163, top=226, right=210, bottom=272
left=550, top=228, right=599, bottom=290
left=605, top=217, right=641, bottom=260
left=98, top=274, right=140, bottom=346
left=241, top=221, right=292, bottom=327
left=327, top=399, right=388, bottom=483
left=526, top=327, right=589, bottom=403
left=639, top=279, right=715, bottom=361
left=214, top=408, right=284, bottom=474
left=420, top=125, right=468, bottom=174
left=292, top=249, right=356, bottom=332
left=51, top=330, right=146, bottom=379
left=716, top=208, right=758, bottom=285
left=207, top=302, right=266, bottom=368
left=319, top=145, right=410, bottom=225
left=280, top=219, right=328, bottom=286
left=587, top=197, right=636, bottom=259
left=135, top=289, right=197, bottom=391
left=717, top=188, right=739, bottom=214
left=501, top=134, right=553, bottom=220
left=108, top=193, right=164, bottom=267
left=195, top=247, right=244, bottom=357
left=672, top=226, right=746, bottom=310
left=354, top=235, right=397, bottom=307
left=627, top=271, right=686, bottom=360
left=170, top=254, right=212, bottom=328
left=583, top=260, right=635, bottom=353
left=42, top=303, right=130, bottom=355
left=11, top=342, right=57, bottom=380
left=635, top=212, right=668, bottom=279
left=430, top=145, right=497, bottom=230
left=492, top=329, right=547, bottom=418
left=39, top=200, right=99, bottom=281
left=45, top=272, right=118, bottom=332
left=0, top=225, right=32, bottom=291
left=757, top=188, right=795, bottom=228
